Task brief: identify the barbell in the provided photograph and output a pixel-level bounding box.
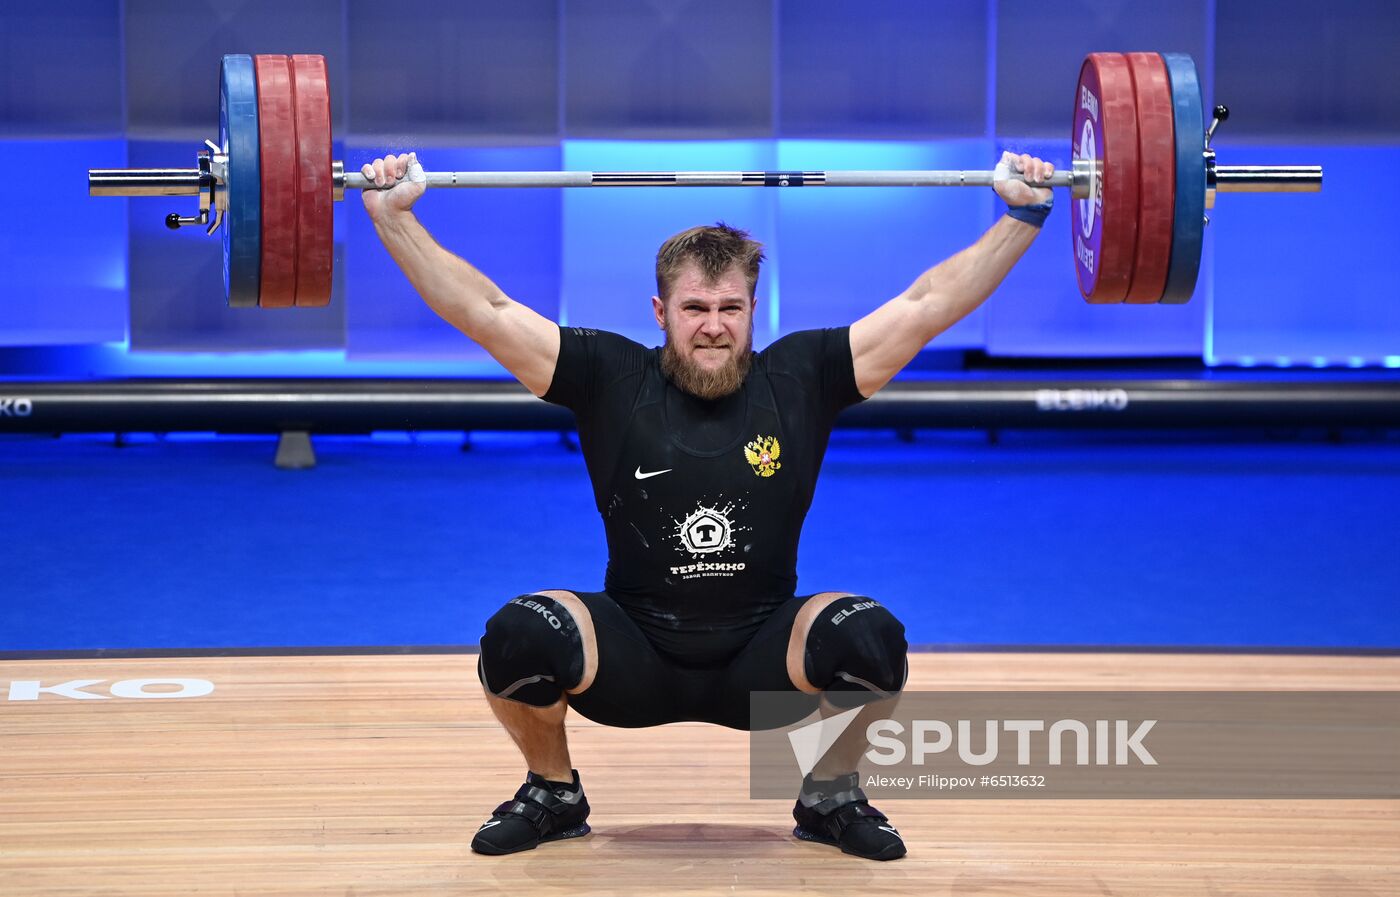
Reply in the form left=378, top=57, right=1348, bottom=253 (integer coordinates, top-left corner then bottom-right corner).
left=87, top=52, right=1321, bottom=309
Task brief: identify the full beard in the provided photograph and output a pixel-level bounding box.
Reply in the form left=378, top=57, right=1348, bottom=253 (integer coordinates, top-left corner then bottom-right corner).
left=660, top=331, right=753, bottom=401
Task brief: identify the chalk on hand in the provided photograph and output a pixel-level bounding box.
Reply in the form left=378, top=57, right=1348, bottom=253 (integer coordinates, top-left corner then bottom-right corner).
left=992, top=150, right=1020, bottom=182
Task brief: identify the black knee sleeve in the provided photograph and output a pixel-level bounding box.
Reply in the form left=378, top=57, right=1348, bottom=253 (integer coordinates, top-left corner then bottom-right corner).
left=478, top=594, right=585, bottom=707
left=804, top=596, right=908, bottom=706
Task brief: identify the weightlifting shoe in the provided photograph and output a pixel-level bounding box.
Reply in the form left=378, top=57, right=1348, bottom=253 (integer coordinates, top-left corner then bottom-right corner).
left=792, top=772, right=906, bottom=861
left=471, top=770, right=591, bottom=855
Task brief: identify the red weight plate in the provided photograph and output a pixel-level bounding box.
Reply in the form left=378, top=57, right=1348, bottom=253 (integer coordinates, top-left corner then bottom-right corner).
left=291, top=55, right=333, bottom=308
left=255, top=54, right=298, bottom=309
left=1071, top=53, right=1139, bottom=303
left=1124, top=53, right=1175, bottom=304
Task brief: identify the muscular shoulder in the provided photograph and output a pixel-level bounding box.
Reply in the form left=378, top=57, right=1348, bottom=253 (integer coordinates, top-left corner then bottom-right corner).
left=757, top=327, right=865, bottom=411
left=543, top=327, right=651, bottom=409
left=560, top=326, right=649, bottom=365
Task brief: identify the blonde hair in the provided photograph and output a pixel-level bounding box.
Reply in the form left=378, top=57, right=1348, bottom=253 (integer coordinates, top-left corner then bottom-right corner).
left=655, top=222, right=765, bottom=302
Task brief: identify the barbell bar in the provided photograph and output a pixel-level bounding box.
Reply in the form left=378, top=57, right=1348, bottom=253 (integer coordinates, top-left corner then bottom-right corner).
left=87, top=52, right=1321, bottom=309
left=85, top=163, right=1323, bottom=195
left=87, top=167, right=1080, bottom=192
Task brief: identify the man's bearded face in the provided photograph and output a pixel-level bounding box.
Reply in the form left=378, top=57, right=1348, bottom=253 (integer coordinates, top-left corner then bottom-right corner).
left=655, top=263, right=755, bottom=401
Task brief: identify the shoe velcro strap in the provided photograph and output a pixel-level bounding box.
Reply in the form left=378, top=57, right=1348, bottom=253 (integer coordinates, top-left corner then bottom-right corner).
left=826, top=802, right=887, bottom=838
left=513, top=783, right=571, bottom=814
left=494, top=799, right=550, bottom=831
left=809, top=785, right=869, bottom=817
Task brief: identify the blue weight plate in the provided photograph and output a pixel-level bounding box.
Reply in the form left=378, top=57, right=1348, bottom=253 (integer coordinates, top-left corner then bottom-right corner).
left=1160, top=53, right=1204, bottom=305
left=220, top=55, right=261, bottom=308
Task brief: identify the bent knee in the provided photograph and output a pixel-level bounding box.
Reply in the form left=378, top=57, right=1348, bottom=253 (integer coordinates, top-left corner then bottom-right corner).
left=802, top=595, right=908, bottom=699
left=478, top=592, right=590, bottom=706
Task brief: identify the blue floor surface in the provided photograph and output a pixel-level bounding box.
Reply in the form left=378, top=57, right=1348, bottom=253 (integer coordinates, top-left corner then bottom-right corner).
left=1, top=429, right=1397, bottom=651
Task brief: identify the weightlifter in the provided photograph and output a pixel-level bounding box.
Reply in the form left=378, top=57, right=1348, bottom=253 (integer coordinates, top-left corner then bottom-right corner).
left=361, top=149, right=1055, bottom=861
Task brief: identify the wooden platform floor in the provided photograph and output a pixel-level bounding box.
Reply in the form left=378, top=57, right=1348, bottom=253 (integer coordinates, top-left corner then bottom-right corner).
left=2, top=651, right=1398, bottom=896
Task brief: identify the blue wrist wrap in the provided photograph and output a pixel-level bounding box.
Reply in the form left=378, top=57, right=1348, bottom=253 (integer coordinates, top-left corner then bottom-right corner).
left=1006, top=197, right=1053, bottom=228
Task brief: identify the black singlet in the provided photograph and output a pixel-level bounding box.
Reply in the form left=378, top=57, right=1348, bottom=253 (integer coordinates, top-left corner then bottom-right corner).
left=542, top=325, right=866, bottom=666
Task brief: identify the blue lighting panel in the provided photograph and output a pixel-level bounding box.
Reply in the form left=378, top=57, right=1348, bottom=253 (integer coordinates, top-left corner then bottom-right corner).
left=80, top=346, right=510, bottom=379
left=345, top=143, right=562, bottom=363
left=1211, top=145, right=1400, bottom=366
left=347, top=0, right=558, bottom=142
left=561, top=140, right=779, bottom=349
left=124, top=0, right=347, bottom=141
left=775, top=139, right=996, bottom=345
left=563, top=1, right=773, bottom=139
left=0, top=2, right=123, bottom=138
left=778, top=0, right=987, bottom=138
left=1216, top=0, right=1400, bottom=142
left=0, top=140, right=128, bottom=346
left=984, top=139, right=1207, bottom=357
left=996, top=0, right=1211, bottom=137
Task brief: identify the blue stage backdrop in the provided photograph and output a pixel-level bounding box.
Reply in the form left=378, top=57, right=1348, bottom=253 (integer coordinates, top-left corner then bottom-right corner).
left=0, top=1, right=1396, bottom=371
left=1, top=2, right=1397, bottom=653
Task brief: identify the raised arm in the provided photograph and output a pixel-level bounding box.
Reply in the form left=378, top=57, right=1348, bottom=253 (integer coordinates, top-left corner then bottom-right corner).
left=362, top=153, right=559, bottom=397
left=849, top=152, right=1054, bottom=398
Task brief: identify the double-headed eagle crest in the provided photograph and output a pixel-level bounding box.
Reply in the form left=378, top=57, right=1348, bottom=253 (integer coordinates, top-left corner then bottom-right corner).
left=743, top=434, right=782, bottom=477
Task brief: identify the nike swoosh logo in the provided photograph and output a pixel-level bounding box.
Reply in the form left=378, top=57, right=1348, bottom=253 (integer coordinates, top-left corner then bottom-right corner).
left=634, top=466, right=673, bottom=480
left=478, top=820, right=502, bottom=830
left=878, top=825, right=901, bottom=836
